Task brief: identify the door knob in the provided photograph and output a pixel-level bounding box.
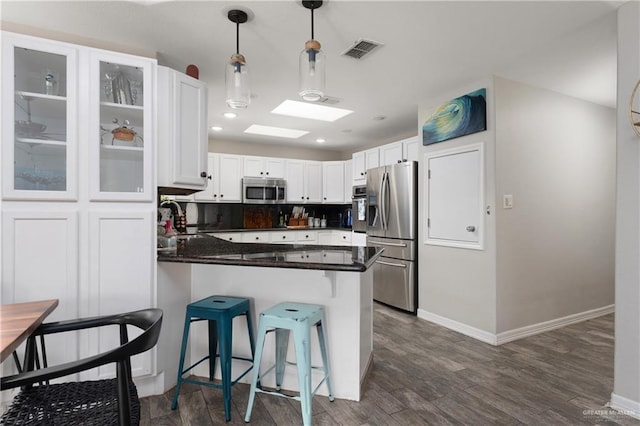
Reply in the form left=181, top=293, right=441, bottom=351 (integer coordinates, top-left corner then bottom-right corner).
left=466, top=226, right=476, bottom=232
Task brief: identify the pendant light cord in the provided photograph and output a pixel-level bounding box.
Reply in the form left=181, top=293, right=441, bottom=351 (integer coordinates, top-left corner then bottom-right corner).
left=236, top=21, right=240, bottom=54
left=310, top=7, right=315, bottom=39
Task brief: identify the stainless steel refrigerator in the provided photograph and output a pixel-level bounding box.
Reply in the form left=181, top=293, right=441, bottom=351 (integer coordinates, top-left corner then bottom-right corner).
left=366, top=161, right=418, bottom=313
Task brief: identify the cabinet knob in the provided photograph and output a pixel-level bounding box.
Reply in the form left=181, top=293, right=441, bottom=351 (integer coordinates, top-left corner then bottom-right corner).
left=207, top=175, right=212, bottom=180
left=266, top=172, right=269, bottom=175
left=200, top=171, right=207, bottom=178
left=466, top=225, right=476, bottom=232
left=343, top=236, right=347, bottom=239
left=213, top=194, right=217, bottom=198
left=306, top=197, right=309, bottom=200
left=229, top=237, right=233, bottom=241
left=260, top=172, right=264, bottom=175
left=360, top=172, right=364, bottom=176
left=220, top=194, right=224, bottom=198
left=282, top=236, right=286, bottom=239
left=397, top=160, right=402, bottom=164
left=256, top=236, right=259, bottom=240
left=301, top=196, right=305, bottom=200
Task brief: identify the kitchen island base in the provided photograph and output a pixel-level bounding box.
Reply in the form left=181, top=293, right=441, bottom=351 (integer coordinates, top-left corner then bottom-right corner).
left=157, top=262, right=373, bottom=401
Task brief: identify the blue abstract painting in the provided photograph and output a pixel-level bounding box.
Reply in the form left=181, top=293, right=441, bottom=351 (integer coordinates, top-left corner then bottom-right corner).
left=422, top=88, right=486, bottom=145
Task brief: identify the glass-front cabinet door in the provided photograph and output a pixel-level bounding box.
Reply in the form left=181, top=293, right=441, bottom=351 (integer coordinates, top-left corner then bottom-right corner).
left=89, top=50, right=153, bottom=201
left=2, top=33, right=78, bottom=200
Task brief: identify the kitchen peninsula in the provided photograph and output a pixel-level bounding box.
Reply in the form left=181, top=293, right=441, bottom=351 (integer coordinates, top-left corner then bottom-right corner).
left=157, top=234, right=382, bottom=401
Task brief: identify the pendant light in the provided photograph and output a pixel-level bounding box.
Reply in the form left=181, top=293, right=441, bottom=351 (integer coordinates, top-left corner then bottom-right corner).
left=299, top=1, right=325, bottom=102
left=226, top=9, right=250, bottom=109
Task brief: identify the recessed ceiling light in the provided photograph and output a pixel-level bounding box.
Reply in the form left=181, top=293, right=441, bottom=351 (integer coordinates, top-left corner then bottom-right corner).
left=223, top=112, right=237, bottom=119
left=244, top=124, right=309, bottom=139
left=271, top=100, right=353, bottom=122
left=211, top=126, right=223, bottom=131
left=316, top=138, right=326, bottom=143
left=373, top=115, right=386, bottom=121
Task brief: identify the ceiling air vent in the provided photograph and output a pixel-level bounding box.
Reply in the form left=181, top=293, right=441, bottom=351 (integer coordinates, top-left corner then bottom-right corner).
left=341, top=39, right=383, bottom=60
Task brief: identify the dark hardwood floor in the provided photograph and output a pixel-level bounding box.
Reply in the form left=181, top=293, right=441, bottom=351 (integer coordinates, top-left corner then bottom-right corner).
left=140, top=303, right=640, bottom=425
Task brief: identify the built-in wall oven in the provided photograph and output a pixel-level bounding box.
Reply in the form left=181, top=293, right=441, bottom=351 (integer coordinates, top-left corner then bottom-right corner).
left=352, top=185, right=367, bottom=233
left=242, top=177, right=286, bottom=204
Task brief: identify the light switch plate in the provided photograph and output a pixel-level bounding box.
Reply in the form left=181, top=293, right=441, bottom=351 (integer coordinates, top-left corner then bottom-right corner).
left=503, top=194, right=513, bottom=209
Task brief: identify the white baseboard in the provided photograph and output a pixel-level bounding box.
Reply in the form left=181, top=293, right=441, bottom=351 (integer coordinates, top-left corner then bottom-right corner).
left=417, top=309, right=498, bottom=345
left=134, top=371, right=166, bottom=398
left=495, top=304, right=614, bottom=345
left=417, top=304, right=615, bottom=346
left=610, top=393, right=640, bottom=420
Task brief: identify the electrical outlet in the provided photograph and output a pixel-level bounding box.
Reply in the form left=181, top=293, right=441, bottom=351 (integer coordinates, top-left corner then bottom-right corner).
left=503, top=194, right=513, bottom=209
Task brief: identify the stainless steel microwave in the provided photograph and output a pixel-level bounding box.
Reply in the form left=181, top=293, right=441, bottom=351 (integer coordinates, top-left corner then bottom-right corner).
left=242, top=177, right=287, bottom=204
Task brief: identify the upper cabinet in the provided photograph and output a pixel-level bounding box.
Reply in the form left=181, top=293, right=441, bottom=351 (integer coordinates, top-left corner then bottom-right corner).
left=285, top=159, right=322, bottom=203
left=322, top=161, right=345, bottom=204
left=380, top=136, right=419, bottom=166
left=157, top=66, right=208, bottom=192
left=2, top=33, right=78, bottom=200
left=2, top=32, right=155, bottom=202
left=195, top=153, right=243, bottom=203
left=352, top=148, right=379, bottom=184
left=243, top=156, right=285, bottom=178
left=89, top=50, right=154, bottom=201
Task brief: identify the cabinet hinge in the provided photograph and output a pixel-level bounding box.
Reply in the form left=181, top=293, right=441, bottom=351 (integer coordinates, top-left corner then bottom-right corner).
left=428, top=169, right=431, bottom=179
left=427, top=218, right=431, bottom=228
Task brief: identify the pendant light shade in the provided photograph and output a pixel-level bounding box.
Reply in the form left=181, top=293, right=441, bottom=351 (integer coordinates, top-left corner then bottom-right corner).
left=299, top=1, right=325, bottom=102
left=226, top=9, right=250, bottom=109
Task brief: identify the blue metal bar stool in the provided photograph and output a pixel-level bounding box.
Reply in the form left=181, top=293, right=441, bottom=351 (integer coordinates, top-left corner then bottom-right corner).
left=172, top=295, right=256, bottom=422
left=245, top=302, right=334, bottom=426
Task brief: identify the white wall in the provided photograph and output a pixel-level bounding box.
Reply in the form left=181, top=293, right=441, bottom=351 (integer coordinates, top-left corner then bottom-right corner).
left=494, top=77, right=616, bottom=333
left=418, top=78, right=498, bottom=334
left=208, top=138, right=345, bottom=162
left=612, top=0, right=640, bottom=416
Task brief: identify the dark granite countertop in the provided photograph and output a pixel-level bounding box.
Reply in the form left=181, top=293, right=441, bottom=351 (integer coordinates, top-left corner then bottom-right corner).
left=193, top=226, right=352, bottom=233
left=157, top=234, right=382, bottom=272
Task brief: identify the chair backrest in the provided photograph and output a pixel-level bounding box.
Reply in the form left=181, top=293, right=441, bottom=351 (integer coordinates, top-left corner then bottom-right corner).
left=1, top=308, right=163, bottom=390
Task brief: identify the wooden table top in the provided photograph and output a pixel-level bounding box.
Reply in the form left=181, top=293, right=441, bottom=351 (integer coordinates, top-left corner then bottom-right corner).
left=0, top=299, right=59, bottom=363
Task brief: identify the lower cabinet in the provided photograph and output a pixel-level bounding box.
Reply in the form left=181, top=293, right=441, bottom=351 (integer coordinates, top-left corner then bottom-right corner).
left=86, top=209, right=156, bottom=379
left=1, top=209, right=80, bottom=375
left=0, top=206, right=156, bottom=383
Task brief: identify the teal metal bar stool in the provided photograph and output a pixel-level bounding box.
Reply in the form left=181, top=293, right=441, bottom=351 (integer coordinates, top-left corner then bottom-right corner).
left=172, top=295, right=256, bottom=422
left=245, top=302, right=334, bottom=426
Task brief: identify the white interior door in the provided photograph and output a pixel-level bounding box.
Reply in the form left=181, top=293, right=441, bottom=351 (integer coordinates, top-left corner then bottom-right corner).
left=425, top=143, right=484, bottom=249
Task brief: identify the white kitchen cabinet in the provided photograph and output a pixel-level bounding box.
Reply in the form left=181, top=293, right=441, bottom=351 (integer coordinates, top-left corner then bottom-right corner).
left=285, top=159, right=322, bottom=203
left=195, top=153, right=242, bottom=202
left=269, top=231, right=296, bottom=244
left=0, top=33, right=157, bottom=389
left=2, top=32, right=79, bottom=201
left=365, top=148, right=379, bottom=172
left=157, top=66, right=208, bottom=192
left=86, top=209, right=156, bottom=379
left=318, top=230, right=352, bottom=246
left=1, top=209, right=80, bottom=372
left=241, top=231, right=270, bottom=243
left=352, top=151, right=365, bottom=184
left=351, top=231, right=367, bottom=247
left=344, top=160, right=353, bottom=203
left=295, top=230, right=317, bottom=243
left=243, top=156, right=285, bottom=178
left=322, top=161, right=345, bottom=204
left=380, top=141, right=403, bottom=166
left=89, top=50, right=154, bottom=201
left=352, top=148, right=379, bottom=184
left=403, top=136, right=420, bottom=163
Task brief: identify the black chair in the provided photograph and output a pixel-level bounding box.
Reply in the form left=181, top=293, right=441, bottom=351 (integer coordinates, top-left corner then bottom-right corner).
left=1, top=308, right=163, bottom=426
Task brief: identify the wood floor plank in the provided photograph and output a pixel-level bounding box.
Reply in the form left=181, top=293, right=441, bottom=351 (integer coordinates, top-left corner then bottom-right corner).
left=143, top=306, right=640, bottom=426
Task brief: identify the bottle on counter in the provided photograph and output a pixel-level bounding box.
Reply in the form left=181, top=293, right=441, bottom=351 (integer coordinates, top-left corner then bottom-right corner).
left=158, top=219, right=177, bottom=251
left=278, top=210, right=284, bottom=227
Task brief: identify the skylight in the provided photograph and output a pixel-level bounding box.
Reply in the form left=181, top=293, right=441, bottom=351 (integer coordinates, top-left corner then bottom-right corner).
left=244, top=124, right=309, bottom=139
left=271, top=100, right=353, bottom=122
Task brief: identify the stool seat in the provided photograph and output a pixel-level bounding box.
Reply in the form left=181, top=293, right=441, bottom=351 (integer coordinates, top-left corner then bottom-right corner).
left=245, top=302, right=334, bottom=426
left=172, top=295, right=256, bottom=422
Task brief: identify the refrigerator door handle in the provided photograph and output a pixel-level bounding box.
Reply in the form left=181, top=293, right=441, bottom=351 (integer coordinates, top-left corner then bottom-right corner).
left=375, top=259, right=407, bottom=268
left=368, top=240, right=407, bottom=247
left=378, top=172, right=386, bottom=230
left=384, top=171, right=391, bottom=230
